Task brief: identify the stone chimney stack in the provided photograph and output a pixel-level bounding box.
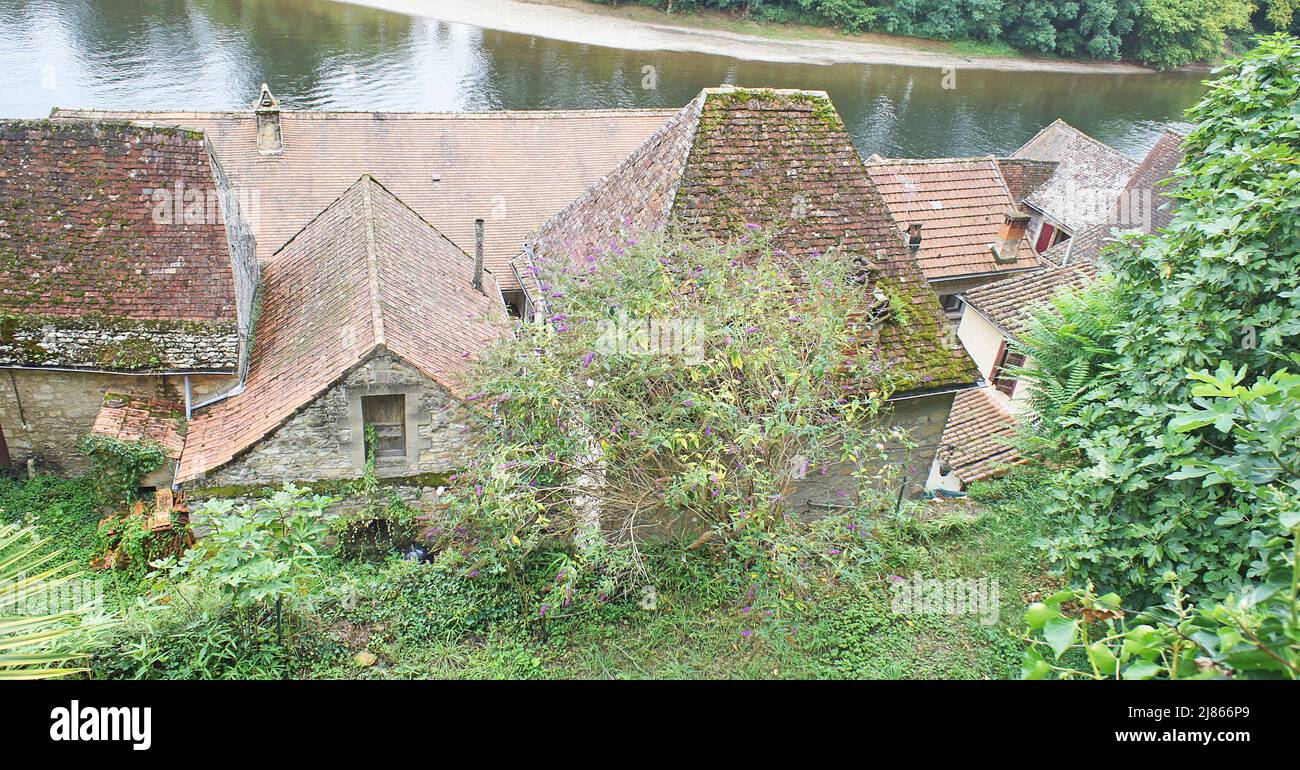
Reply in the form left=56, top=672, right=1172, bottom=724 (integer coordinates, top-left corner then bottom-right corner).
left=473, top=218, right=485, bottom=293
left=254, top=83, right=282, bottom=156
left=906, top=223, right=923, bottom=254
left=993, top=210, right=1030, bottom=263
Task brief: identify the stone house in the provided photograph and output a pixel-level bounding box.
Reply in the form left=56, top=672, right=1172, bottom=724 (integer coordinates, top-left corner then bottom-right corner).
left=1010, top=119, right=1142, bottom=256
left=175, top=175, right=507, bottom=488
left=0, top=120, right=257, bottom=479
left=516, top=87, right=982, bottom=506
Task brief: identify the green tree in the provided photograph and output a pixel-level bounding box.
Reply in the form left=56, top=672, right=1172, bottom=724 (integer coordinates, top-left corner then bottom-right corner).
left=1130, top=0, right=1256, bottom=68
left=1023, top=362, right=1300, bottom=679
left=1022, top=36, right=1300, bottom=604
left=150, top=485, right=331, bottom=644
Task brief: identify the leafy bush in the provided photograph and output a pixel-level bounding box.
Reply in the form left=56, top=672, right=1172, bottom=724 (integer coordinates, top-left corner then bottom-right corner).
left=91, top=585, right=338, bottom=680
left=1023, top=361, right=1300, bottom=679
left=149, top=485, right=332, bottom=650
left=0, top=522, right=110, bottom=679
left=1020, top=36, right=1300, bottom=604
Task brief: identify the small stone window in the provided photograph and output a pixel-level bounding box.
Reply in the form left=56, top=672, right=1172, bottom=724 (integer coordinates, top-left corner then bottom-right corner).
left=362, top=394, right=407, bottom=458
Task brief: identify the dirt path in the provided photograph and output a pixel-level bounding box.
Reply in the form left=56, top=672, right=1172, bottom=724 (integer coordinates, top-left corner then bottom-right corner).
left=331, top=0, right=1159, bottom=74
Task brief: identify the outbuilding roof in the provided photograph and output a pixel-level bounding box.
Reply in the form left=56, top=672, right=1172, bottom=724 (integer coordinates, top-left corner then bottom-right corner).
left=0, top=120, right=239, bottom=371
left=864, top=157, right=1040, bottom=281
left=961, top=261, right=1100, bottom=343
left=177, top=175, right=507, bottom=482
left=525, top=88, right=980, bottom=393
left=1011, top=119, right=1138, bottom=234
left=939, top=387, right=1025, bottom=484
left=52, top=106, right=676, bottom=292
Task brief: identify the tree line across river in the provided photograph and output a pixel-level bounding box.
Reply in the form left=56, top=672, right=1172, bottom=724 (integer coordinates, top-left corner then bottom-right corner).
left=594, top=0, right=1298, bottom=68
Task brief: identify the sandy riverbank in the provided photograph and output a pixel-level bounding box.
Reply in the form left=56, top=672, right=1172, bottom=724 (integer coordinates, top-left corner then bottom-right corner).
left=330, top=0, right=1160, bottom=74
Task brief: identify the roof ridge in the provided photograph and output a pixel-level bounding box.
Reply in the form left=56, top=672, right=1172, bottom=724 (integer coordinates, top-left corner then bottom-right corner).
left=1041, top=118, right=1135, bottom=164
left=360, top=175, right=386, bottom=348
left=51, top=107, right=681, bottom=121
left=1012, top=118, right=1068, bottom=156
left=866, top=155, right=998, bottom=166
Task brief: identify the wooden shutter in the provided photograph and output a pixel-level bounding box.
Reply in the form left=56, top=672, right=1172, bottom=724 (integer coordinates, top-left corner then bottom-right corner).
left=362, top=395, right=406, bottom=458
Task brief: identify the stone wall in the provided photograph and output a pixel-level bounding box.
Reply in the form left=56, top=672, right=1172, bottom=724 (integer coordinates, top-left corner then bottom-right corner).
left=787, top=390, right=957, bottom=515
left=206, top=141, right=260, bottom=379
left=190, top=352, right=476, bottom=488
left=0, top=369, right=234, bottom=475
left=0, top=313, right=239, bottom=372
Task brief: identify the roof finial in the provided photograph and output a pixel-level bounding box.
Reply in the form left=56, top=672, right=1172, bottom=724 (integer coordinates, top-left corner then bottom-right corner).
left=255, top=83, right=279, bottom=112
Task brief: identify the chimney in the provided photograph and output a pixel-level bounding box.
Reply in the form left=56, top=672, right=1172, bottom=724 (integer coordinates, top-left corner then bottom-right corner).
left=906, top=223, right=923, bottom=253
left=254, top=83, right=282, bottom=156
left=472, top=218, right=485, bottom=293
left=992, top=210, right=1030, bottom=263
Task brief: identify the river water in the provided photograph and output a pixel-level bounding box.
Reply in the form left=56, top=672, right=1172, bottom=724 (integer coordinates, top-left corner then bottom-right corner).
left=0, top=0, right=1209, bottom=158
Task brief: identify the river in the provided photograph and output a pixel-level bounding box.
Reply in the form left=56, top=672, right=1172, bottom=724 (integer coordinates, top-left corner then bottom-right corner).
left=0, top=0, right=1209, bottom=158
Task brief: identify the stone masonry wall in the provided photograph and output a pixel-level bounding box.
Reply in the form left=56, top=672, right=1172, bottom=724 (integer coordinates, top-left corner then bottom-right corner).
left=0, top=369, right=234, bottom=475
left=191, top=352, right=475, bottom=488
left=786, top=390, right=956, bottom=515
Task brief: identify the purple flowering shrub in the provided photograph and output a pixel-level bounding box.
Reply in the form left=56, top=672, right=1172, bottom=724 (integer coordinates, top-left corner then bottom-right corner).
left=431, top=229, right=910, bottom=619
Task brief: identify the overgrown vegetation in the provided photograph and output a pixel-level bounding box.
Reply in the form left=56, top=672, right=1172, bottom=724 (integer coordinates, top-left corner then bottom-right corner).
left=439, top=229, right=908, bottom=625
left=0, top=522, right=109, bottom=679
left=78, top=433, right=166, bottom=507
left=1022, top=362, right=1300, bottom=678
left=589, top=0, right=1296, bottom=67
left=1003, top=38, right=1300, bottom=678
left=1014, top=35, right=1299, bottom=605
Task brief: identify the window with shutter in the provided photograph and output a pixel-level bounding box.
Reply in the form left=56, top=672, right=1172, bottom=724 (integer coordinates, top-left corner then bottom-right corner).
left=362, top=394, right=406, bottom=458
left=990, top=342, right=1025, bottom=397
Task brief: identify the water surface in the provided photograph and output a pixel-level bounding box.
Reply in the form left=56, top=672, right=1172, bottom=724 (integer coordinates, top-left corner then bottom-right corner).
left=0, top=0, right=1210, bottom=157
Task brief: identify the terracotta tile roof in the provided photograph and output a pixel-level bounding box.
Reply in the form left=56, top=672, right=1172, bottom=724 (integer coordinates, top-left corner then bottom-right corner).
left=91, top=393, right=186, bottom=460
left=51, top=107, right=676, bottom=292
left=1011, top=119, right=1138, bottom=233
left=961, top=261, right=1100, bottom=342
left=525, top=88, right=979, bottom=393
left=864, top=157, right=1040, bottom=280
left=526, top=98, right=702, bottom=277
left=0, top=120, right=239, bottom=370
left=1119, top=129, right=1186, bottom=233
left=1042, top=130, right=1185, bottom=267
left=176, top=175, right=508, bottom=483
left=939, top=387, right=1025, bottom=484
